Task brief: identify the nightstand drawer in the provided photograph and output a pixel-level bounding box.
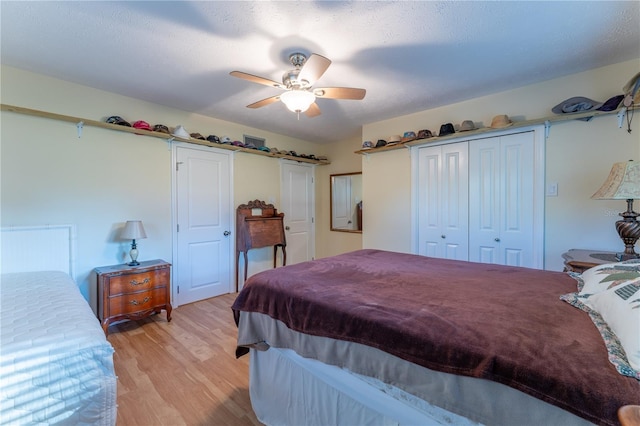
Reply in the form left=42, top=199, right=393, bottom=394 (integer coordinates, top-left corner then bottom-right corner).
left=107, top=268, right=169, bottom=295
left=108, top=287, right=168, bottom=316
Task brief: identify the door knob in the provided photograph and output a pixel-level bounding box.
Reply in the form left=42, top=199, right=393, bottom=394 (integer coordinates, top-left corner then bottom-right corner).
left=285, top=226, right=290, bottom=231
left=224, top=230, right=231, bottom=236
left=494, top=237, right=500, bottom=242
left=441, top=235, right=446, bottom=239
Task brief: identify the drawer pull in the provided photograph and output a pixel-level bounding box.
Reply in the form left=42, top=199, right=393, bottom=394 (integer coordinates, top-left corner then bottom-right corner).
left=130, top=297, right=151, bottom=306
left=130, top=278, right=150, bottom=286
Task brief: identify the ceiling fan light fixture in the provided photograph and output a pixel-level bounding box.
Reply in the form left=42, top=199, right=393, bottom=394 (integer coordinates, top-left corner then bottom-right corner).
left=280, top=90, right=316, bottom=113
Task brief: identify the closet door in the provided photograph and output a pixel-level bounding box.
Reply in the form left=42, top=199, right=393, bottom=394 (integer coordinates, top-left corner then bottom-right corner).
left=417, top=143, right=468, bottom=260
left=468, top=131, right=535, bottom=267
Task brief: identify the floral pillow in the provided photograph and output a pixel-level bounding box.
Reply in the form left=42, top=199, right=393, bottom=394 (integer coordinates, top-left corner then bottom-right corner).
left=561, top=259, right=640, bottom=378
left=577, top=260, right=640, bottom=296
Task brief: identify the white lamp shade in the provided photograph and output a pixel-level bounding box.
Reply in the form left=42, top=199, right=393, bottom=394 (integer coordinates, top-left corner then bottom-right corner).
left=121, top=220, right=147, bottom=240
left=592, top=161, right=640, bottom=200
left=280, top=90, right=316, bottom=113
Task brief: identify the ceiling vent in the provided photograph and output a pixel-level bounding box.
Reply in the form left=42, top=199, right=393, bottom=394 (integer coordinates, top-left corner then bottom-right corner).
left=244, top=134, right=266, bottom=148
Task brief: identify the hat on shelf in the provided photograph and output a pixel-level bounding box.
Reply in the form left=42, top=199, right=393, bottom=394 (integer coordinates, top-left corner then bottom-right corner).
left=171, top=125, right=190, bottom=138
left=190, top=132, right=205, bottom=140
left=489, top=115, right=513, bottom=128
left=106, top=116, right=131, bottom=127
left=416, top=129, right=433, bottom=140
left=220, top=136, right=232, bottom=144
left=206, top=135, right=220, bottom=143
left=375, top=139, right=387, bottom=148
left=362, top=140, right=373, bottom=149
left=153, top=124, right=170, bottom=134
left=132, top=120, right=151, bottom=131
left=459, top=120, right=477, bottom=132
left=596, top=95, right=625, bottom=112
left=400, top=131, right=417, bottom=143
left=386, top=135, right=402, bottom=145
left=438, top=123, right=455, bottom=137
left=551, top=96, right=603, bottom=114
left=623, top=71, right=640, bottom=106
left=257, top=146, right=271, bottom=153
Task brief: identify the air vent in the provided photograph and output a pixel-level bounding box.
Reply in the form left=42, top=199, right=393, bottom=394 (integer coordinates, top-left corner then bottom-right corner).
left=244, top=134, right=265, bottom=148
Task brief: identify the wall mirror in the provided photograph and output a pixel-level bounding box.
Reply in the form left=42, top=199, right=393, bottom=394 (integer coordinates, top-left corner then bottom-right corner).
left=330, top=172, right=362, bottom=233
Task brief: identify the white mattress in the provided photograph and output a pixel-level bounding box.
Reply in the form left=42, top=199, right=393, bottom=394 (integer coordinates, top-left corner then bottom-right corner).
left=0, top=271, right=117, bottom=425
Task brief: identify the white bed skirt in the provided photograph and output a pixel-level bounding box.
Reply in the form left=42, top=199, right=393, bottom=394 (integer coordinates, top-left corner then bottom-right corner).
left=241, top=312, right=593, bottom=426
left=250, top=347, right=478, bottom=426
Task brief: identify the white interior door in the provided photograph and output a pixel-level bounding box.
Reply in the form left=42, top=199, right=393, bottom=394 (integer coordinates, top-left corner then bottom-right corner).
left=281, top=161, right=315, bottom=264
left=173, top=144, right=232, bottom=306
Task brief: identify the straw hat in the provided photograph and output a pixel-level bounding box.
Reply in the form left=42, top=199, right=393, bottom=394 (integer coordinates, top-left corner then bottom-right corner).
left=489, top=115, right=513, bottom=128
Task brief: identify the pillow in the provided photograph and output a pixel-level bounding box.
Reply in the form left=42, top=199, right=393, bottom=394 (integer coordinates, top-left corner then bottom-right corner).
left=561, top=258, right=640, bottom=379
left=584, top=282, right=640, bottom=371
left=578, top=259, right=640, bottom=296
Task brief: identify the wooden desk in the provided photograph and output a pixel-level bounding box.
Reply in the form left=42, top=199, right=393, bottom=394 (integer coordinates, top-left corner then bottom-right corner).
left=562, top=249, right=619, bottom=273
left=236, top=200, right=286, bottom=291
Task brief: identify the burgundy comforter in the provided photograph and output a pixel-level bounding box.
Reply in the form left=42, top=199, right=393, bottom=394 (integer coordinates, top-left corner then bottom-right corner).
left=232, top=249, right=640, bottom=425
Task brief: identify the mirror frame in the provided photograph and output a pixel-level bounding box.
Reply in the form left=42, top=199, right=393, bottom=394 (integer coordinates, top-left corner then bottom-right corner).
left=330, top=172, right=362, bottom=233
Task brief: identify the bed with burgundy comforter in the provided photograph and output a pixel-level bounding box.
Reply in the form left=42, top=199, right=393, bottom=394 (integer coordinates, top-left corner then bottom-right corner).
left=232, top=249, right=640, bottom=425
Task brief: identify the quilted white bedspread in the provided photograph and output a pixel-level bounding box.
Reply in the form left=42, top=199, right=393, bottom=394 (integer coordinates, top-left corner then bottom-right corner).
left=0, top=271, right=117, bottom=425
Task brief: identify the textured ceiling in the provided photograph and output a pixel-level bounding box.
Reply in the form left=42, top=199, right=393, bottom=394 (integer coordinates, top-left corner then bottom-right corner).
left=1, top=1, right=639, bottom=144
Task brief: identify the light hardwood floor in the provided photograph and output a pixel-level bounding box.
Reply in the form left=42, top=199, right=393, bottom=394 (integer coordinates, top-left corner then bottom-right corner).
left=106, top=293, right=261, bottom=426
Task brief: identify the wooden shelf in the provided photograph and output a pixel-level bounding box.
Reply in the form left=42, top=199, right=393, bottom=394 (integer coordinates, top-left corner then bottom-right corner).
left=355, top=106, right=636, bottom=155
left=1, top=104, right=330, bottom=165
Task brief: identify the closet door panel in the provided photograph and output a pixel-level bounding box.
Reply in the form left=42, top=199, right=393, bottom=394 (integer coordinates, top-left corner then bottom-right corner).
left=469, top=139, right=501, bottom=262
left=499, top=132, right=535, bottom=267
left=418, top=148, right=442, bottom=257
left=417, top=143, right=468, bottom=260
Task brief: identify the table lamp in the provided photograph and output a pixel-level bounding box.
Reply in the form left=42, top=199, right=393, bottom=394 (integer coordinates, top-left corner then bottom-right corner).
left=591, top=160, right=640, bottom=260
left=121, top=220, right=147, bottom=266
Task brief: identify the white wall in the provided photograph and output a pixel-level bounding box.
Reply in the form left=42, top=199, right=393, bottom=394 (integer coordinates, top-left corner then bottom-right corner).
left=362, top=58, right=640, bottom=271
left=0, top=65, right=325, bottom=310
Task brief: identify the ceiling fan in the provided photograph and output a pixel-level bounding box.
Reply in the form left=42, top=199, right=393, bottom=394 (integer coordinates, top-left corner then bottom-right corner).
left=230, top=52, right=366, bottom=118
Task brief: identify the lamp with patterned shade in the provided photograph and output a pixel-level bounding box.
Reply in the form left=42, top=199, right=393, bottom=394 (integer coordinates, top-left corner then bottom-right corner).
left=592, top=160, right=640, bottom=260
left=121, top=220, right=147, bottom=266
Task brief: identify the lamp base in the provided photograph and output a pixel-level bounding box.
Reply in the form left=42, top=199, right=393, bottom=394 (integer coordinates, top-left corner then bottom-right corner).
left=128, top=240, right=140, bottom=266
left=615, top=199, right=640, bottom=260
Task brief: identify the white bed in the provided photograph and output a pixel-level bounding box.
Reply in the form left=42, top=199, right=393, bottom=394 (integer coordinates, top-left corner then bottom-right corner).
left=0, top=225, right=117, bottom=425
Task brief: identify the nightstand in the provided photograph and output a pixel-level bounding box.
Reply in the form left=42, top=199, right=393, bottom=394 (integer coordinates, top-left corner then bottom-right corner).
left=96, top=259, right=172, bottom=335
left=562, top=249, right=619, bottom=274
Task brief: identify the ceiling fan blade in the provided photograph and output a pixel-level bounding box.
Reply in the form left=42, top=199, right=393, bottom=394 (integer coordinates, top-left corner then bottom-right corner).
left=298, top=54, right=331, bottom=85
left=314, top=87, right=366, bottom=100
left=305, top=102, right=322, bottom=118
left=247, top=95, right=281, bottom=109
left=230, top=71, right=285, bottom=89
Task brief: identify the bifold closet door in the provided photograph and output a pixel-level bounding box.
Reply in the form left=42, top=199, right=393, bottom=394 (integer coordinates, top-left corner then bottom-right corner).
left=468, top=131, right=535, bottom=267
left=417, top=143, right=469, bottom=260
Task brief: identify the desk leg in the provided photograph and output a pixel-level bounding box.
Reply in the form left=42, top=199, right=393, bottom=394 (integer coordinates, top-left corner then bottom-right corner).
left=243, top=251, right=249, bottom=287
left=282, top=246, right=287, bottom=266
left=235, top=251, right=240, bottom=292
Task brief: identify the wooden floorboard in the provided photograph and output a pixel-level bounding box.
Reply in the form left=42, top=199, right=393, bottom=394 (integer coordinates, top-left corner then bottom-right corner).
left=107, top=293, right=261, bottom=426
